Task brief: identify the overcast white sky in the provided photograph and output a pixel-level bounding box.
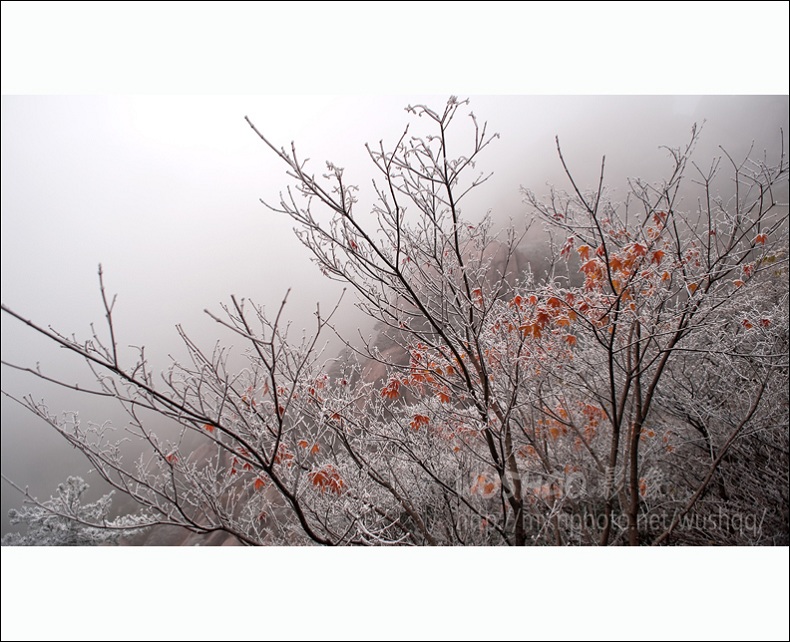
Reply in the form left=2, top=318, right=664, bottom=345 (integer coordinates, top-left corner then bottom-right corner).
left=1, top=2, right=789, bottom=641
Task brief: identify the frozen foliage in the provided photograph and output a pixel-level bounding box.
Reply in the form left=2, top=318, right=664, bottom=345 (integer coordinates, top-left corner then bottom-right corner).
left=2, top=477, right=148, bottom=546
left=3, top=98, right=788, bottom=545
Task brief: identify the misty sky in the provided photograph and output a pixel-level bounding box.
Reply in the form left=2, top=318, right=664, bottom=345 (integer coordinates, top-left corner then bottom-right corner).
left=2, top=95, right=789, bottom=533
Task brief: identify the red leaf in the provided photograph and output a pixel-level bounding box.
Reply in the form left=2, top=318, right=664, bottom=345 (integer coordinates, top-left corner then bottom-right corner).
left=560, top=236, right=575, bottom=258
left=410, top=414, right=430, bottom=430
left=203, top=423, right=216, bottom=433
left=274, top=444, right=294, bottom=466
left=381, top=379, right=400, bottom=400
left=535, top=310, right=551, bottom=328
left=309, top=465, right=344, bottom=495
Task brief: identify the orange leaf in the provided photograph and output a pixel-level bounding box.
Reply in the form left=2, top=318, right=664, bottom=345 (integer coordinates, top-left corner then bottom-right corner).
left=580, top=259, right=602, bottom=275
left=733, top=279, right=745, bottom=288
left=311, top=443, right=320, bottom=455
left=519, top=322, right=541, bottom=338
left=564, top=334, right=577, bottom=346
left=651, top=250, right=665, bottom=264
left=254, top=477, right=266, bottom=491
left=298, top=439, right=309, bottom=449
left=203, top=423, right=216, bottom=433
left=577, top=245, right=591, bottom=260
left=437, top=391, right=451, bottom=404
left=755, top=233, right=767, bottom=245
left=471, top=474, right=499, bottom=498
left=742, top=319, right=754, bottom=329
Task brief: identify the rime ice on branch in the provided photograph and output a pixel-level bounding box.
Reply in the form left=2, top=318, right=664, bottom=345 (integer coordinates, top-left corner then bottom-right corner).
left=3, top=99, right=788, bottom=545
